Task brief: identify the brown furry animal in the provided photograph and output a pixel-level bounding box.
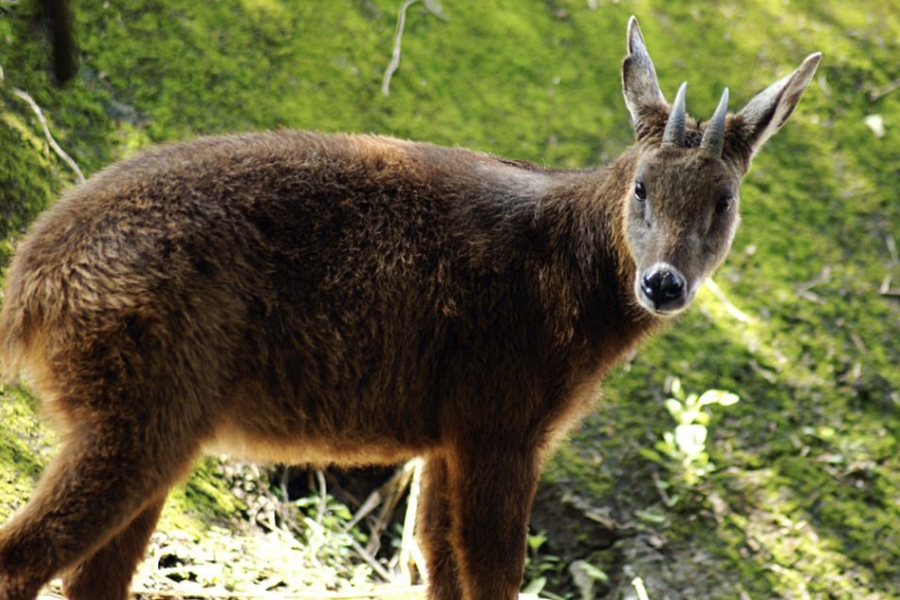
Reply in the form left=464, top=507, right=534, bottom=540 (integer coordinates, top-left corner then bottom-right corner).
left=0, top=17, right=819, bottom=600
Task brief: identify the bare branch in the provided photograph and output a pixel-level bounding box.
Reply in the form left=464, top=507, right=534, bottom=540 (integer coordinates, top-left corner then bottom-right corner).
left=366, top=462, right=414, bottom=555
left=748, top=360, right=777, bottom=384
left=315, top=468, right=328, bottom=526
left=350, top=538, right=395, bottom=583
left=704, top=278, right=753, bottom=323
left=886, top=234, right=898, bottom=264
left=381, top=0, right=446, bottom=97
left=344, top=486, right=384, bottom=532
left=870, top=78, right=900, bottom=102
left=12, top=88, right=85, bottom=183
left=398, top=458, right=426, bottom=585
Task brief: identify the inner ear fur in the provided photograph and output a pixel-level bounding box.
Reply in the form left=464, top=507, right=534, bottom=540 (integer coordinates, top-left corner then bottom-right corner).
left=733, top=53, right=822, bottom=157
left=621, top=16, right=667, bottom=125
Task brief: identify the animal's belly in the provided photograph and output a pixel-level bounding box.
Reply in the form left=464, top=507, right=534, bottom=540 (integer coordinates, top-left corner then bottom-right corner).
left=203, top=419, right=433, bottom=467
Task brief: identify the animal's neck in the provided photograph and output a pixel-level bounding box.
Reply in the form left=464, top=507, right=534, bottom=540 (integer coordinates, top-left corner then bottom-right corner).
left=528, top=147, right=658, bottom=366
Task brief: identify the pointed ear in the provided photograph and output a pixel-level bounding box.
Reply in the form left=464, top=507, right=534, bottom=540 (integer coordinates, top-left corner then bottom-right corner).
left=621, top=16, right=666, bottom=125
left=736, top=52, right=822, bottom=157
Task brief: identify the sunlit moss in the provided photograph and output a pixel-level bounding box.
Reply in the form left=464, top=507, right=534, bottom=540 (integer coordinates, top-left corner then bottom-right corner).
left=0, top=0, right=898, bottom=596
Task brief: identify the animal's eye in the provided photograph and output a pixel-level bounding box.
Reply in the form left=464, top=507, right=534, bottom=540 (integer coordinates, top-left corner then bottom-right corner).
left=634, top=181, right=647, bottom=202
left=715, top=195, right=732, bottom=214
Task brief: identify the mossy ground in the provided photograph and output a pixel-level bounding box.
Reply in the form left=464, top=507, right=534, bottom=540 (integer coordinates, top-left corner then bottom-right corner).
left=0, top=0, right=898, bottom=597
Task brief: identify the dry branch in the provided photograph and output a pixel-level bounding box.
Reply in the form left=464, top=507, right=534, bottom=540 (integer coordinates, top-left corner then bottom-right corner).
left=381, top=0, right=446, bottom=97
left=11, top=88, right=85, bottom=183
left=366, top=462, right=415, bottom=556
left=398, top=459, right=426, bottom=585
left=869, top=78, right=900, bottom=101
left=880, top=235, right=899, bottom=296
left=704, top=278, right=752, bottom=323
left=316, top=469, right=328, bottom=526
left=886, top=234, right=898, bottom=264
left=351, top=538, right=395, bottom=582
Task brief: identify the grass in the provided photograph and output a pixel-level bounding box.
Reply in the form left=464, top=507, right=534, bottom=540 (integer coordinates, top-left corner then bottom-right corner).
left=1, top=0, right=899, bottom=597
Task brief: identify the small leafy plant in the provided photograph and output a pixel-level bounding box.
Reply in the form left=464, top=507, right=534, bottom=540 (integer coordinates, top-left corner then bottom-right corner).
left=642, top=379, right=739, bottom=496
left=521, top=530, right=567, bottom=598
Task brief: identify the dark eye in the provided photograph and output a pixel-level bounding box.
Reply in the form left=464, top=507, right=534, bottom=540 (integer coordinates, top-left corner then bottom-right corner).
left=634, top=181, right=647, bottom=202
left=715, top=195, right=732, bottom=214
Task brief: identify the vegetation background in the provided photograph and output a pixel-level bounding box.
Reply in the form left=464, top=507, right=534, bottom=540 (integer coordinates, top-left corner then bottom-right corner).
left=0, top=0, right=898, bottom=598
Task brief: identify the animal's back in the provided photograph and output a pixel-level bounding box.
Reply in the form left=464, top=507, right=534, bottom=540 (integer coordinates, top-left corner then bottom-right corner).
left=0, top=130, right=545, bottom=454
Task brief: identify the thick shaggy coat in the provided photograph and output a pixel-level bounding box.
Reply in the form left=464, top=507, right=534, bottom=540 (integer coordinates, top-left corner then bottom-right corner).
left=0, top=18, right=819, bottom=600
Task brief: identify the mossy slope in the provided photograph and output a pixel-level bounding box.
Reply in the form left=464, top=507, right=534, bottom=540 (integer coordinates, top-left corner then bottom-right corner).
left=0, top=0, right=898, bottom=597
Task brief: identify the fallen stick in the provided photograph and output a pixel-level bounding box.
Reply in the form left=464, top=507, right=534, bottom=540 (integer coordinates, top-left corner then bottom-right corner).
left=12, top=88, right=85, bottom=183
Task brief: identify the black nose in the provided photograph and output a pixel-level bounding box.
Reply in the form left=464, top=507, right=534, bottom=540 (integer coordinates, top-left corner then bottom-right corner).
left=641, top=267, right=686, bottom=309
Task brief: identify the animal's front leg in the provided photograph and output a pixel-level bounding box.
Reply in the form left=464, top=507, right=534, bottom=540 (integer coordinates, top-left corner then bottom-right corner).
left=445, top=441, right=540, bottom=600
left=419, top=455, right=464, bottom=600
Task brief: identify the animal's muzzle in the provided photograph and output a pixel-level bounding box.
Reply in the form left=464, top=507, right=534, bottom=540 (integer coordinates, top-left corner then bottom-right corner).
left=639, top=264, right=687, bottom=313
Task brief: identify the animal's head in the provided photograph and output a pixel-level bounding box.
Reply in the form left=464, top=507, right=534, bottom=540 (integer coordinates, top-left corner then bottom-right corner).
left=620, top=17, right=820, bottom=317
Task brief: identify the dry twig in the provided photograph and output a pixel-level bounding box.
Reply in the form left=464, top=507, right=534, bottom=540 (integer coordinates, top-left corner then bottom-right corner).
left=316, top=469, right=328, bottom=526
left=344, top=485, right=384, bottom=532
left=748, top=359, right=777, bottom=384
left=11, top=88, right=85, bottom=183
left=886, top=234, right=899, bottom=264
left=704, top=278, right=753, bottom=323
left=869, top=78, right=900, bottom=101
left=351, top=538, right=395, bottom=583
left=651, top=471, right=676, bottom=507
left=880, top=235, right=899, bottom=297
left=366, top=463, right=415, bottom=556
left=398, top=459, right=426, bottom=584
left=381, top=0, right=446, bottom=97
left=795, top=265, right=831, bottom=304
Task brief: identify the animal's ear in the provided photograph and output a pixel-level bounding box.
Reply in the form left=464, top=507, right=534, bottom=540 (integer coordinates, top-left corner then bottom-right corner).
left=621, top=16, right=666, bottom=125
left=735, top=52, right=822, bottom=157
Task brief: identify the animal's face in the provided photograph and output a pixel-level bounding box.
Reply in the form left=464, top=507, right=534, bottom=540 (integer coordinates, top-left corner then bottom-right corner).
left=620, top=16, right=820, bottom=317
left=625, top=149, right=741, bottom=315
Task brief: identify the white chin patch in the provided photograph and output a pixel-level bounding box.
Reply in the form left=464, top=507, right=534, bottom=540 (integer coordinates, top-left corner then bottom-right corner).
left=638, top=296, right=688, bottom=317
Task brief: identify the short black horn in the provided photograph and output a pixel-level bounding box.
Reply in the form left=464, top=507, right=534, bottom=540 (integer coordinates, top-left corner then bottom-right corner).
left=700, top=88, right=729, bottom=157
left=661, top=82, right=687, bottom=148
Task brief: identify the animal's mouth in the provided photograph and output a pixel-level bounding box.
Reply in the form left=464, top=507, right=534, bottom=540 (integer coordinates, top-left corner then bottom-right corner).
left=636, top=295, right=689, bottom=318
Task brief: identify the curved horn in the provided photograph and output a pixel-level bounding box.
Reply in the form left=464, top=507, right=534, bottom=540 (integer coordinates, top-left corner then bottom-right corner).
left=700, top=88, right=729, bottom=157
left=661, top=82, right=687, bottom=148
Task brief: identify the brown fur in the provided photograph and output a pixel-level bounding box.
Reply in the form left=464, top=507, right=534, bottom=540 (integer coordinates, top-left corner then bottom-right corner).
left=0, top=18, right=818, bottom=600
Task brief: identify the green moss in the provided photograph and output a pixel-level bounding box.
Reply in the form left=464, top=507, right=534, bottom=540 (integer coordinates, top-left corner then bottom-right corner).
left=0, top=385, right=55, bottom=521
left=0, top=0, right=899, bottom=595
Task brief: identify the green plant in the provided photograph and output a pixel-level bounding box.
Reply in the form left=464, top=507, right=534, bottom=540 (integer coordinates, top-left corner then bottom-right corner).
left=522, top=530, right=569, bottom=599
left=642, top=379, right=739, bottom=493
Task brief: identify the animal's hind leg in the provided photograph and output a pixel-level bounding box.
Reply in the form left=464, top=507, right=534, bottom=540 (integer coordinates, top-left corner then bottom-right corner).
left=62, top=495, right=167, bottom=600
left=0, top=407, right=201, bottom=600
left=418, top=455, right=463, bottom=600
